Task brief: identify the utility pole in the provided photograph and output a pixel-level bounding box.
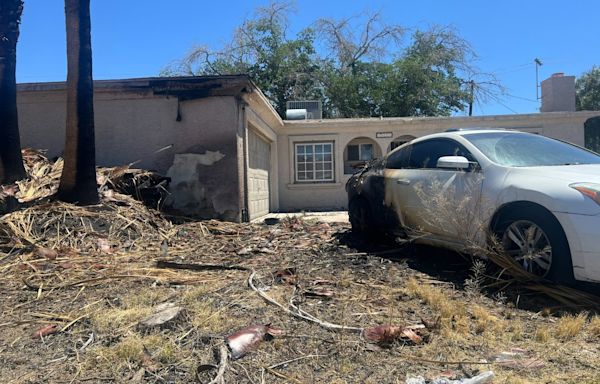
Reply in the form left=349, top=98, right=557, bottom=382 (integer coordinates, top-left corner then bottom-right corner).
left=468, top=80, right=475, bottom=116
left=534, top=58, right=543, bottom=100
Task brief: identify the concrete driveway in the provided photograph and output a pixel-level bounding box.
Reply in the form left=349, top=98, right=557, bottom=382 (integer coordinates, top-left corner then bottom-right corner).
left=257, top=211, right=349, bottom=223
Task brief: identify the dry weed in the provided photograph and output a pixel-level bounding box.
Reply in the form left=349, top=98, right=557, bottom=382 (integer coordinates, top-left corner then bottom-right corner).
left=588, top=315, right=600, bottom=337
left=92, top=333, right=179, bottom=369
left=91, top=306, right=153, bottom=334
left=471, top=304, right=501, bottom=335
left=405, top=278, right=464, bottom=321
left=504, top=322, right=524, bottom=342
left=555, top=312, right=587, bottom=340
left=534, top=325, right=551, bottom=342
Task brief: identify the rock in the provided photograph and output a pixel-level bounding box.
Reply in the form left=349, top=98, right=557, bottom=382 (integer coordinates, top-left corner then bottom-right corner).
left=139, top=303, right=184, bottom=329
left=130, top=368, right=145, bottom=383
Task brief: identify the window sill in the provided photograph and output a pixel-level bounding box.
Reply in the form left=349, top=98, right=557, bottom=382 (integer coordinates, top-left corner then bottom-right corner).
left=286, top=182, right=342, bottom=190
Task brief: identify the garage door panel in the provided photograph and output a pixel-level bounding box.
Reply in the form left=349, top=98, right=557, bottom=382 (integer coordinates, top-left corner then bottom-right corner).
left=248, top=129, right=270, bottom=220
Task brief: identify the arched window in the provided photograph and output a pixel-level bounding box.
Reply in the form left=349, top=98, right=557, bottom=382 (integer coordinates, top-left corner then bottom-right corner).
left=585, top=117, right=600, bottom=153
left=388, top=135, right=416, bottom=152
left=344, top=137, right=381, bottom=174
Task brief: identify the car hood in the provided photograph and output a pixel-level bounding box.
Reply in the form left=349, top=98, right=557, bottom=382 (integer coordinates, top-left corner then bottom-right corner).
left=513, top=164, right=600, bottom=184
left=500, top=164, right=600, bottom=215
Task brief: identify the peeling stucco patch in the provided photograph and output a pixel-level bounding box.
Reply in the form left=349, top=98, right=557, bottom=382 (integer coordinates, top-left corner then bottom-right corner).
left=194, top=151, right=226, bottom=166
left=164, top=151, right=232, bottom=217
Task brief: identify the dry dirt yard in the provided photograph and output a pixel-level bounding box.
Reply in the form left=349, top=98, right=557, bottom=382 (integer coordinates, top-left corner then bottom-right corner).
left=1, top=196, right=600, bottom=384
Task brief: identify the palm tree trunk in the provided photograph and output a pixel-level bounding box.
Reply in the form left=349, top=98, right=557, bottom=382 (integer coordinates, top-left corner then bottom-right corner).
left=0, top=0, right=27, bottom=184
left=57, top=0, right=98, bottom=204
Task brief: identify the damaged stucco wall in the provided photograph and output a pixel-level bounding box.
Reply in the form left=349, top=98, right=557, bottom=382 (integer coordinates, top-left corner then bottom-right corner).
left=17, top=87, right=244, bottom=221
left=164, top=151, right=233, bottom=218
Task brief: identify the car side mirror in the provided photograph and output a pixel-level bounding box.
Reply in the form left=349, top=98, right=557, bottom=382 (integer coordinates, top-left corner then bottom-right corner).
left=437, top=156, right=472, bottom=170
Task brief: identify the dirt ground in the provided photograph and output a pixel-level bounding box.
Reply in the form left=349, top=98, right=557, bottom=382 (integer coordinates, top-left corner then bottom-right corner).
left=1, top=201, right=600, bottom=384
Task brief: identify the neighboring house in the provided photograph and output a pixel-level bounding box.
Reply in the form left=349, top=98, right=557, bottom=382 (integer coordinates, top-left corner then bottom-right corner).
left=16, top=74, right=600, bottom=221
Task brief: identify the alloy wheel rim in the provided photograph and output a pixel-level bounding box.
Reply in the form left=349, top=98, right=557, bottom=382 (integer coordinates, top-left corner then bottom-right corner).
left=502, top=220, right=553, bottom=277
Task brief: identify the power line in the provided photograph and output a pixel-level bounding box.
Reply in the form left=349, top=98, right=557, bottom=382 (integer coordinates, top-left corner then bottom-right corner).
left=502, top=93, right=538, bottom=103
left=491, top=62, right=535, bottom=75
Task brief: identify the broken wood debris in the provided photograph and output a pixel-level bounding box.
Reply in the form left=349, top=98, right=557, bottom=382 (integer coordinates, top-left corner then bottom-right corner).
left=31, top=324, right=59, bottom=339
left=362, top=324, right=425, bottom=344
left=156, top=260, right=250, bottom=272
left=249, top=270, right=364, bottom=333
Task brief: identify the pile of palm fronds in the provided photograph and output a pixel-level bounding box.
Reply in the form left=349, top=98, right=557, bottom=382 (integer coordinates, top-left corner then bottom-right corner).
left=0, top=148, right=169, bottom=208
left=466, top=237, right=600, bottom=308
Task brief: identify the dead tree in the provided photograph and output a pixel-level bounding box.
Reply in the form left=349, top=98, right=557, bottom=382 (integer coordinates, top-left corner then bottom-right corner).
left=0, top=0, right=27, bottom=184
left=57, top=0, right=99, bottom=204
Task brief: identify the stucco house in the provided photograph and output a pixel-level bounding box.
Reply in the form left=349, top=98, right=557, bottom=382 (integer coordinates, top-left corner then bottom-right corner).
left=16, top=74, right=600, bottom=222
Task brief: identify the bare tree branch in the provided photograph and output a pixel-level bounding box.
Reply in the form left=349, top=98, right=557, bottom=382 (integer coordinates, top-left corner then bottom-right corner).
left=316, top=11, right=404, bottom=69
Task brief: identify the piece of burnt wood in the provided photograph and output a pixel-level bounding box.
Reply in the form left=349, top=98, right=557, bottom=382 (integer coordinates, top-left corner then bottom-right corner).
left=155, top=260, right=249, bottom=272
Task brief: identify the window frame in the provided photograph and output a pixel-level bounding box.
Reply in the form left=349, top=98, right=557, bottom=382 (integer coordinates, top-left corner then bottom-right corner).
left=407, top=138, right=475, bottom=170
left=386, top=138, right=476, bottom=170
left=294, top=141, right=335, bottom=183
left=347, top=143, right=374, bottom=161
left=385, top=144, right=412, bottom=169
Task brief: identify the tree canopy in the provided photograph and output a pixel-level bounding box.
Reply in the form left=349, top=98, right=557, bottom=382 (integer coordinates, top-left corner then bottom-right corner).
left=162, top=2, right=494, bottom=119
left=576, top=66, right=600, bottom=111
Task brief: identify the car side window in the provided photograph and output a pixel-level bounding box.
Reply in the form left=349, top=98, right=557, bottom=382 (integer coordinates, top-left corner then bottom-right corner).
left=385, top=145, right=412, bottom=169
left=407, top=139, right=474, bottom=169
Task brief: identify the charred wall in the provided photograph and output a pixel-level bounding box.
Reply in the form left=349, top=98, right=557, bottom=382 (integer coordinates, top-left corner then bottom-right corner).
left=17, top=87, right=243, bottom=221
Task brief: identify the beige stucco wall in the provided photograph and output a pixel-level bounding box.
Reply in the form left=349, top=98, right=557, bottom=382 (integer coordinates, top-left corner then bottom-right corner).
left=17, top=88, right=244, bottom=221
left=16, top=79, right=600, bottom=216
left=278, top=111, right=600, bottom=211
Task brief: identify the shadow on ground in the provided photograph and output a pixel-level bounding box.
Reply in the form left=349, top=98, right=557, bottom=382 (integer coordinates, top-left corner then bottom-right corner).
left=334, top=228, right=600, bottom=314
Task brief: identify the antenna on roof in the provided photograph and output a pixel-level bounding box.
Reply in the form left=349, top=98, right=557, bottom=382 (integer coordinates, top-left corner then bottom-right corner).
left=534, top=58, right=543, bottom=101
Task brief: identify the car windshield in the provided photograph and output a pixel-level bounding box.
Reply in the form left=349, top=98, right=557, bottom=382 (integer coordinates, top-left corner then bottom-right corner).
left=463, top=132, right=600, bottom=167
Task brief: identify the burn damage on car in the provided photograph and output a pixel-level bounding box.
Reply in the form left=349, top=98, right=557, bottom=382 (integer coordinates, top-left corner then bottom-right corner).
left=346, top=158, right=402, bottom=236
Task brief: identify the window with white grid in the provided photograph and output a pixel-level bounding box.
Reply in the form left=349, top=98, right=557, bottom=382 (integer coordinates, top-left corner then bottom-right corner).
left=295, top=142, right=334, bottom=182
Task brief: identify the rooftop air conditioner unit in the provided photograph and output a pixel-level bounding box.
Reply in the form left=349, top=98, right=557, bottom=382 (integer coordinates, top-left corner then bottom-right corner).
left=286, top=100, right=322, bottom=120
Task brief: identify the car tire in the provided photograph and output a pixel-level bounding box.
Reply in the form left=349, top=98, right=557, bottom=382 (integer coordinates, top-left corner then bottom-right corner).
left=349, top=197, right=376, bottom=237
left=493, top=206, right=574, bottom=284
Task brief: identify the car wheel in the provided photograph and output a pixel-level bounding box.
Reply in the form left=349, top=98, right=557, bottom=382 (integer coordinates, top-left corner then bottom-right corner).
left=349, top=197, right=375, bottom=237
left=495, top=207, right=574, bottom=284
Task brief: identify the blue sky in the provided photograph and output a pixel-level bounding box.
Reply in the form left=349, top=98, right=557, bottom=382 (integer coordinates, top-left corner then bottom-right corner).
left=16, top=0, right=600, bottom=116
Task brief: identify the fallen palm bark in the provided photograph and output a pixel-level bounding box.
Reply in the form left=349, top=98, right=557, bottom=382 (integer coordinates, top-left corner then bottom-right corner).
left=480, top=243, right=600, bottom=308
left=225, top=324, right=283, bottom=359
left=362, top=324, right=424, bottom=344
left=248, top=270, right=363, bottom=333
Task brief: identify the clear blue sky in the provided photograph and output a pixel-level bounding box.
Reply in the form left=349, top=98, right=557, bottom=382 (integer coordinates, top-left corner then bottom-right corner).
left=16, top=0, right=600, bottom=116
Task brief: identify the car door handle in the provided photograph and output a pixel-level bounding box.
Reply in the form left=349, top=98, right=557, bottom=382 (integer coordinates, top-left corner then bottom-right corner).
left=396, top=178, right=411, bottom=185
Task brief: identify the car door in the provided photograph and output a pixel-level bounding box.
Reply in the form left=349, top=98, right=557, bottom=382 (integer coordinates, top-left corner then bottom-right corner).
left=383, top=144, right=413, bottom=229
left=384, top=138, right=484, bottom=243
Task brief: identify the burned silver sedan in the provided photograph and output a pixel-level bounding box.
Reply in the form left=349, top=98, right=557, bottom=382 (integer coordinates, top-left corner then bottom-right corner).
left=347, top=129, right=600, bottom=284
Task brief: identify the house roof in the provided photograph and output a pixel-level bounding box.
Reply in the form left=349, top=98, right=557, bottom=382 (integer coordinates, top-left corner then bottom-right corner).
left=17, top=75, right=257, bottom=100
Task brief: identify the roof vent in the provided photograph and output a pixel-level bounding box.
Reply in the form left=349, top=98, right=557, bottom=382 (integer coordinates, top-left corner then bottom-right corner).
left=286, top=100, right=322, bottom=120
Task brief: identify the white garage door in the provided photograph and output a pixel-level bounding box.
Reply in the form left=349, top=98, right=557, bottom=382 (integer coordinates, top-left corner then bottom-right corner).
left=247, top=129, right=270, bottom=220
